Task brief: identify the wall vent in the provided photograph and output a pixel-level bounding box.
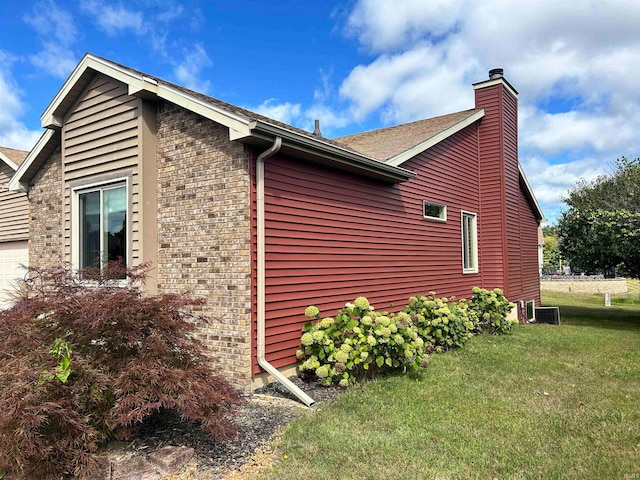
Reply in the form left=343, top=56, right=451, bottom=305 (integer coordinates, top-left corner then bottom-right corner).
left=535, top=307, right=561, bottom=325
left=526, top=300, right=535, bottom=322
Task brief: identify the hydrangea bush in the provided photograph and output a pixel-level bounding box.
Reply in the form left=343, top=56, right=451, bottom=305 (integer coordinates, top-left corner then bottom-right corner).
left=469, top=287, right=516, bottom=334
left=297, top=297, right=427, bottom=386
left=403, top=293, right=478, bottom=351
left=298, top=288, right=515, bottom=386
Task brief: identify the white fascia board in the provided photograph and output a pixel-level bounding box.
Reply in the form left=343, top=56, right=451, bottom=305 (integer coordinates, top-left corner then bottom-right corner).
left=472, top=78, right=518, bottom=98
left=8, top=129, right=55, bottom=192
left=41, top=54, right=154, bottom=128
left=385, top=110, right=485, bottom=167
left=128, top=76, right=158, bottom=96
left=40, top=53, right=253, bottom=142
left=156, top=84, right=252, bottom=139
left=0, top=152, right=19, bottom=171
left=519, top=163, right=545, bottom=221
left=253, top=120, right=415, bottom=182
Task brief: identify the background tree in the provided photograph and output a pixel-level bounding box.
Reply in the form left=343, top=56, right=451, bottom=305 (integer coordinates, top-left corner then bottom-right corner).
left=557, top=157, right=640, bottom=277
left=542, top=225, right=561, bottom=274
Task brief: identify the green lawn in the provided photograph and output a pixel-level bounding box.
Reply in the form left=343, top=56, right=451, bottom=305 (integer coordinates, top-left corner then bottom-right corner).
left=258, top=291, right=640, bottom=480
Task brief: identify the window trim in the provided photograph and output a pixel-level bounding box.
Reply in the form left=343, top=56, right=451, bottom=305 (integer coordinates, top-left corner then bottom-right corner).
left=423, top=200, right=447, bottom=222
left=461, top=210, right=478, bottom=274
left=71, top=176, right=131, bottom=275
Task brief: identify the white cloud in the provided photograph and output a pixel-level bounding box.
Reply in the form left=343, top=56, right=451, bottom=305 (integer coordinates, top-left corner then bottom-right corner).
left=345, top=0, right=462, bottom=53
left=23, top=1, right=78, bottom=79
left=251, top=99, right=302, bottom=126
left=334, top=0, right=640, bottom=222
left=304, top=104, right=350, bottom=134
left=81, top=0, right=146, bottom=36
left=0, top=52, right=42, bottom=150
left=173, top=44, right=212, bottom=93
left=29, top=42, right=77, bottom=80
left=23, top=0, right=78, bottom=45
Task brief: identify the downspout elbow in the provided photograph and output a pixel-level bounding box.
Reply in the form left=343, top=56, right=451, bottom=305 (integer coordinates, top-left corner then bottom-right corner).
left=256, top=137, right=315, bottom=407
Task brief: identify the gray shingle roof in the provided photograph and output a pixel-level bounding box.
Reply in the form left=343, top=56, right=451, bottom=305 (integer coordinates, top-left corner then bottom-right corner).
left=0, top=146, right=28, bottom=167
left=333, top=109, right=482, bottom=161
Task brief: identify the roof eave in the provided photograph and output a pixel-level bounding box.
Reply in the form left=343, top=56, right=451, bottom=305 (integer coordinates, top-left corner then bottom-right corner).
left=0, top=152, right=19, bottom=171
left=8, top=130, right=58, bottom=191
left=252, top=120, right=416, bottom=183
left=519, top=163, right=544, bottom=222
left=35, top=53, right=413, bottom=187
left=385, top=110, right=485, bottom=167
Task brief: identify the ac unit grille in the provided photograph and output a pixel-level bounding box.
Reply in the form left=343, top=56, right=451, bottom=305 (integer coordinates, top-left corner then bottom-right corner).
left=535, top=307, right=561, bottom=325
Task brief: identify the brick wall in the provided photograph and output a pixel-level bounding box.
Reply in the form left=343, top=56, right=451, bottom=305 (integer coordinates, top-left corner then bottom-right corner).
left=156, top=102, right=253, bottom=391
left=28, top=149, right=64, bottom=268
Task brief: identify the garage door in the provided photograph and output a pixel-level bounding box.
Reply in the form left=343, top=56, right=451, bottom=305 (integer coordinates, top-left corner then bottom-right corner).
left=0, top=241, right=28, bottom=308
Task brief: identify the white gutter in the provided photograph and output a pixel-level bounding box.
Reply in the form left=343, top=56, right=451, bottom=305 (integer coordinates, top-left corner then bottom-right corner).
left=256, top=136, right=315, bottom=407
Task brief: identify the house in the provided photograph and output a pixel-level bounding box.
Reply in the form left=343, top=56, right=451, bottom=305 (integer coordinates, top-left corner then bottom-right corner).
left=10, top=54, right=543, bottom=402
left=0, top=147, right=29, bottom=308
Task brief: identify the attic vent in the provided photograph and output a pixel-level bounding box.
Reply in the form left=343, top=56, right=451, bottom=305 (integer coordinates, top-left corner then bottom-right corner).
left=489, top=68, right=504, bottom=80
left=423, top=200, right=446, bottom=221
left=535, top=307, right=561, bottom=325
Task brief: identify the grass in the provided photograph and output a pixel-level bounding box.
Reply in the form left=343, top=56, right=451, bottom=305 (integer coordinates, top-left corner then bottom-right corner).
left=258, top=292, right=640, bottom=480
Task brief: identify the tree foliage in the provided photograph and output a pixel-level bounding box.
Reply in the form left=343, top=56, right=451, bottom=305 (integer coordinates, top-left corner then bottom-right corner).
left=558, top=157, right=640, bottom=277
left=0, top=264, right=244, bottom=479
left=541, top=225, right=561, bottom=274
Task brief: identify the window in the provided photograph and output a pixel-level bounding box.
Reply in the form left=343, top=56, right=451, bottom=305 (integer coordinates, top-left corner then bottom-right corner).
left=461, top=211, right=478, bottom=273
left=74, top=181, right=128, bottom=272
left=423, top=200, right=446, bottom=221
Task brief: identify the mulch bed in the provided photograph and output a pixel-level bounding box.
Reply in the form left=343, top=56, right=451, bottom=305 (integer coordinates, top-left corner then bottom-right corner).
left=119, top=376, right=344, bottom=478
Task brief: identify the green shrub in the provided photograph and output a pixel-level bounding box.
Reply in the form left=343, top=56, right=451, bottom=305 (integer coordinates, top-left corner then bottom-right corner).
left=0, top=264, right=244, bottom=479
left=298, top=288, right=516, bottom=386
left=469, top=287, right=516, bottom=334
left=297, top=297, right=427, bottom=386
left=403, top=293, right=478, bottom=351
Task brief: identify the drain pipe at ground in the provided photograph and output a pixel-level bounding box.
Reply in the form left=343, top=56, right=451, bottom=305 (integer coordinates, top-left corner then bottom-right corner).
left=256, top=137, right=315, bottom=408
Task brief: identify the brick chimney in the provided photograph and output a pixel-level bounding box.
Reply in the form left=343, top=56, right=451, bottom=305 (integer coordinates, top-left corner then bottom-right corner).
left=472, top=69, right=520, bottom=296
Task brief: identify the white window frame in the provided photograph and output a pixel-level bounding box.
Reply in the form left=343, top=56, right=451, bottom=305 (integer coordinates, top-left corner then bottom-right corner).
left=423, top=200, right=447, bottom=222
left=461, top=210, right=478, bottom=274
left=71, top=177, right=130, bottom=276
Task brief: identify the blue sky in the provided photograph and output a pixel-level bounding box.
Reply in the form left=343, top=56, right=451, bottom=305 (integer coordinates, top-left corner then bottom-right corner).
left=2, top=0, right=640, bottom=223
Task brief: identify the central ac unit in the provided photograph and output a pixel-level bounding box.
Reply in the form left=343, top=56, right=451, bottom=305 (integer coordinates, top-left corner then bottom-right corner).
left=535, top=307, right=561, bottom=325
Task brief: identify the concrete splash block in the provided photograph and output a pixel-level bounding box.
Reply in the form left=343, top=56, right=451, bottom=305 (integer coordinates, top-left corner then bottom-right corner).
left=148, top=446, right=195, bottom=474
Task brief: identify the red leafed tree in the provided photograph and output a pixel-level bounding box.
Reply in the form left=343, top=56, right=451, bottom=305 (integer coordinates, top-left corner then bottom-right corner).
left=0, top=263, right=244, bottom=479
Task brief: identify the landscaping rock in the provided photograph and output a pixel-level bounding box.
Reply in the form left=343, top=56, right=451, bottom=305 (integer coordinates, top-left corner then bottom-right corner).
left=148, top=446, right=194, bottom=474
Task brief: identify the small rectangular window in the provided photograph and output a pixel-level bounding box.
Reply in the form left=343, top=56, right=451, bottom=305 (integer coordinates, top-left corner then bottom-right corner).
left=461, top=211, right=478, bottom=273
left=423, top=201, right=446, bottom=221
left=75, top=182, right=128, bottom=273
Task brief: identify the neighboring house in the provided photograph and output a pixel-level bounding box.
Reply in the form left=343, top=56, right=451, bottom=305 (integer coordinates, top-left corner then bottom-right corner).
left=10, top=54, right=543, bottom=399
left=0, top=147, right=29, bottom=308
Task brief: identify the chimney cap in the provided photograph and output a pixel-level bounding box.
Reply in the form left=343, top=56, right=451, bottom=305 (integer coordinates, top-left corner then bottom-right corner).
left=489, top=68, right=504, bottom=80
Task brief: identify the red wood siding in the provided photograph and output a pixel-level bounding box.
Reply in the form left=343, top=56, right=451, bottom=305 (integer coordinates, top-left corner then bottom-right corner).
left=252, top=126, right=483, bottom=372
left=503, top=91, right=522, bottom=298
left=509, top=180, right=542, bottom=316
left=475, top=85, right=507, bottom=291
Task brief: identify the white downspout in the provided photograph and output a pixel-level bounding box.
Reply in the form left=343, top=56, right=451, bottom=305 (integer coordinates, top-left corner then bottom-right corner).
left=256, top=137, right=315, bottom=407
